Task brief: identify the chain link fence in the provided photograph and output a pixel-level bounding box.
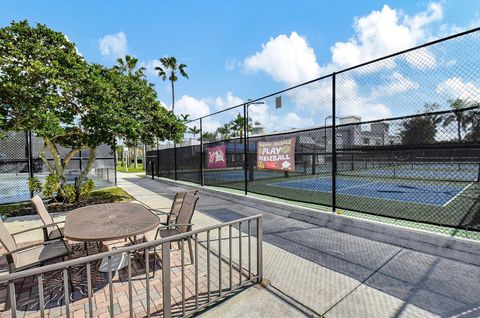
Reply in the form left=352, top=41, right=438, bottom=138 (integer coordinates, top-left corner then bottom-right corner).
left=0, top=132, right=116, bottom=205
left=146, top=28, right=480, bottom=232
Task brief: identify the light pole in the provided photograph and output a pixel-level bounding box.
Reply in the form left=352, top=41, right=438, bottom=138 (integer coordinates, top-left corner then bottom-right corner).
left=243, top=99, right=266, bottom=195
left=324, top=115, right=340, bottom=152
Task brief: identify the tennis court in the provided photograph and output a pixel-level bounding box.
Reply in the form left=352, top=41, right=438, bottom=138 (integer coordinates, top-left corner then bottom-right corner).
left=269, top=176, right=470, bottom=206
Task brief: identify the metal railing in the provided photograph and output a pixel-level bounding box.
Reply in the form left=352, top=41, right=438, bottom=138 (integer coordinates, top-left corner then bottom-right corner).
left=0, top=214, right=263, bottom=318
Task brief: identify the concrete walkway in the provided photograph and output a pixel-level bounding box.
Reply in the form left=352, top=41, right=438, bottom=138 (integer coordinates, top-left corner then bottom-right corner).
left=116, top=173, right=480, bottom=318
left=4, top=173, right=480, bottom=317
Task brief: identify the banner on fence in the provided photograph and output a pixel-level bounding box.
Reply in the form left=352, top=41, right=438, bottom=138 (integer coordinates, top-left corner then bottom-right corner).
left=257, top=138, right=296, bottom=171
left=207, top=145, right=227, bottom=169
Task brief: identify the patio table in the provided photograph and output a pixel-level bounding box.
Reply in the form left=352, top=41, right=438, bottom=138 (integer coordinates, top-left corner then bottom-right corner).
left=64, top=202, right=160, bottom=271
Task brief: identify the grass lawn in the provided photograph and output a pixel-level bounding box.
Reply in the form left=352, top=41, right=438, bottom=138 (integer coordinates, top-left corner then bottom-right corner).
left=0, top=187, right=133, bottom=217
left=117, top=163, right=145, bottom=173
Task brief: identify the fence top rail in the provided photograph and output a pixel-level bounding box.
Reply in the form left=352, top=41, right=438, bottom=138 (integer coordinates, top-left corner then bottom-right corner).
left=0, top=214, right=263, bottom=283
left=186, top=27, right=480, bottom=123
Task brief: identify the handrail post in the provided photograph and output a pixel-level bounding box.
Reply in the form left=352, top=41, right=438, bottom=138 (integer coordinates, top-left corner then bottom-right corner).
left=200, top=118, right=204, bottom=186
left=243, top=103, right=248, bottom=196
left=256, top=216, right=263, bottom=283
left=162, top=243, right=172, bottom=318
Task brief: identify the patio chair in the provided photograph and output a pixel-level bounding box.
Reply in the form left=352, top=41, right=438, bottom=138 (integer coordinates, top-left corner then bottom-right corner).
left=150, top=190, right=198, bottom=226
left=144, top=193, right=199, bottom=277
left=0, top=218, right=72, bottom=309
left=31, top=195, right=65, bottom=241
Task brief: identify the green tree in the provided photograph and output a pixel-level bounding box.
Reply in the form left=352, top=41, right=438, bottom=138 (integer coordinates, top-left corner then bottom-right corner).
left=0, top=21, right=186, bottom=200
left=442, top=98, right=474, bottom=142
left=465, top=110, right=480, bottom=142
left=114, top=55, right=146, bottom=169
left=155, top=57, right=188, bottom=113
left=188, top=125, right=201, bottom=139
left=201, top=131, right=217, bottom=142
left=216, top=123, right=232, bottom=140
left=400, top=104, right=442, bottom=145
left=229, top=113, right=253, bottom=142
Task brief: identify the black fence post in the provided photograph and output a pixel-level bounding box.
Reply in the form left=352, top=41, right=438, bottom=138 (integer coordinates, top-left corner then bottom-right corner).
left=332, top=72, right=337, bottom=213
left=151, top=161, right=154, bottom=180
left=113, top=139, right=118, bottom=186
left=27, top=131, right=34, bottom=198
left=174, top=143, right=178, bottom=181
left=200, top=118, right=204, bottom=186
left=156, top=142, right=160, bottom=177
left=243, top=103, right=248, bottom=196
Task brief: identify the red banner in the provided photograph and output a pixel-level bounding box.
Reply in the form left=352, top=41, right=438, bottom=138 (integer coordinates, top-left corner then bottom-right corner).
left=257, top=138, right=295, bottom=171
left=206, top=145, right=227, bottom=169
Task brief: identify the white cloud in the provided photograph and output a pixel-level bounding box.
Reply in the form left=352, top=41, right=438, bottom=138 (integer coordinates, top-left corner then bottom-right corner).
left=403, top=47, right=436, bottom=70
left=175, top=94, right=245, bottom=132
left=140, top=59, right=162, bottom=77
left=368, top=72, right=419, bottom=99
left=244, top=32, right=321, bottom=85
left=248, top=102, right=315, bottom=132
left=331, top=3, right=442, bottom=70
left=99, top=32, right=128, bottom=58
left=214, top=92, right=243, bottom=110
left=436, top=77, right=480, bottom=101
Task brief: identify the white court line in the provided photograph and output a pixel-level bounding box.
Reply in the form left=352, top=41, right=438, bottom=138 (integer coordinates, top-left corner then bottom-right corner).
left=442, top=181, right=474, bottom=207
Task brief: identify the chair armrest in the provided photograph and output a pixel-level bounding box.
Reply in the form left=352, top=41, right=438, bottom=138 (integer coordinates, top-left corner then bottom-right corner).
left=0, top=240, right=59, bottom=257
left=11, top=221, right=64, bottom=236
left=158, top=223, right=194, bottom=229
left=149, top=209, right=169, bottom=215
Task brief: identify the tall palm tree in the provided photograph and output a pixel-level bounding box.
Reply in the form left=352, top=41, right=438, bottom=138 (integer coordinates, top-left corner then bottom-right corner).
left=188, top=125, right=201, bottom=139
left=216, top=123, right=232, bottom=140
left=202, top=132, right=217, bottom=143
left=230, top=113, right=252, bottom=142
left=443, top=99, right=473, bottom=142
left=155, top=57, right=189, bottom=113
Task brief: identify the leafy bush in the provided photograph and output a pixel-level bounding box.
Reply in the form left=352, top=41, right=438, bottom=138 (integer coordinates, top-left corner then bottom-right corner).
left=28, top=177, right=42, bottom=194
left=79, top=179, right=95, bottom=199
left=63, top=184, right=76, bottom=203
left=43, top=174, right=60, bottom=198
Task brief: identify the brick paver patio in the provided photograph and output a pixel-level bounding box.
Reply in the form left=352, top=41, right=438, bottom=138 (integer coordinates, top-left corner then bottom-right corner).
left=0, top=231, right=252, bottom=318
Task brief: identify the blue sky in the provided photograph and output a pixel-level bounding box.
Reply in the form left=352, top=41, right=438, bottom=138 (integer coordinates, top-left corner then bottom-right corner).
left=2, top=1, right=480, bottom=134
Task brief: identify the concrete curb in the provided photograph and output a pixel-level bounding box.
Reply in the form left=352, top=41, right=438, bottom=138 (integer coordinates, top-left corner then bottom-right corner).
left=153, top=176, right=480, bottom=266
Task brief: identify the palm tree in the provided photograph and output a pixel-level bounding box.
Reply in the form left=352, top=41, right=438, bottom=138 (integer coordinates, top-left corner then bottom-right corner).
left=114, top=55, right=145, bottom=77
left=443, top=98, right=473, bottom=142
left=465, top=109, right=480, bottom=142
left=188, top=125, right=201, bottom=139
left=155, top=57, right=189, bottom=113
left=230, top=113, right=253, bottom=142
left=202, top=132, right=217, bottom=143
left=216, top=123, right=232, bottom=140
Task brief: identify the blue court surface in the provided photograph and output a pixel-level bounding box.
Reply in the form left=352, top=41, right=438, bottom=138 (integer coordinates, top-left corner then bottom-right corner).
left=269, top=177, right=469, bottom=206
left=204, top=169, right=283, bottom=181
left=351, top=168, right=478, bottom=182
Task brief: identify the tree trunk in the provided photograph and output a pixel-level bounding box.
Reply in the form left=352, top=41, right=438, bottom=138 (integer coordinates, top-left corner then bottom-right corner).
left=133, top=145, right=138, bottom=169
left=75, top=147, right=96, bottom=191
left=143, top=144, right=146, bottom=170
left=457, top=121, right=462, bottom=142
left=171, top=75, right=175, bottom=113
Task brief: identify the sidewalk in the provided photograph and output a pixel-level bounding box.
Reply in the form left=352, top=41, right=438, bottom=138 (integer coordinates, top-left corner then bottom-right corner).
left=117, top=173, right=480, bottom=318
